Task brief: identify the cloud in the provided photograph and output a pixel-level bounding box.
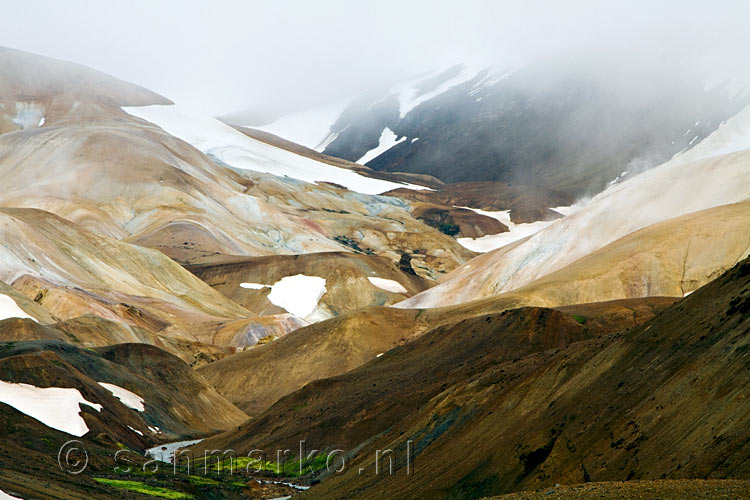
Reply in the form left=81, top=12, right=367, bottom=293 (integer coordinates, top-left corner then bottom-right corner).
left=1, top=0, right=749, bottom=115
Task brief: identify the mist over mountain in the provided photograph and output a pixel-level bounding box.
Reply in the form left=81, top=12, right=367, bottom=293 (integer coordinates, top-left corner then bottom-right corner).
left=0, top=2, right=749, bottom=499
left=229, top=49, right=745, bottom=200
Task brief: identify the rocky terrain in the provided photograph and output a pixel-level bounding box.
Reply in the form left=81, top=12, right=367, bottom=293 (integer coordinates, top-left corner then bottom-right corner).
left=487, top=480, right=750, bottom=499
left=0, top=47, right=475, bottom=350
left=196, top=256, right=750, bottom=499
left=0, top=43, right=749, bottom=500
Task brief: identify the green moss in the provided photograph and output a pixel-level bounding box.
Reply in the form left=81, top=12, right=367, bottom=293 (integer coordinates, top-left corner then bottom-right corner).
left=40, top=435, right=57, bottom=450
left=93, top=478, right=194, bottom=499
left=187, top=475, right=222, bottom=486
left=196, top=453, right=329, bottom=477
left=571, top=314, right=588, bottom=325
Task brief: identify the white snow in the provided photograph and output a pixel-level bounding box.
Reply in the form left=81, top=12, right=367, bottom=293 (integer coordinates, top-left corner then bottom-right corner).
left=395, top=65, right=479, bottom=118
left=367, top=277, right=408, bottom=294
left=122, top=105, right=428, bottom=195
left=241, top=276, right=327, bottom=318
left=128, top=425, right=144, bottom=436
left=148, top=426, right=161, bottom=434
left=265, top=481, right=310, bottom=491
left=98, top=382, right=145, bottom=411
left=357, top=127, right=406, bottom=164
left=469, top=69, right=513, bottom=94
left=266, top=274, right=327, bottom=318
left=0, top=294, right=36, bottom=322
left=146, top=439, right=203, bottom=464
left=0, top=380, right=102, bottom=436
left=0, top=488, right=23, bottom=500
left=240, top=282, right=269, bottom=290
left=252, top=97, right=353, bottom=151
left=455, top=204, right=581, bottom=253
left=316, top=130, right=340, bottom=151
left=411, top=137, right=419, bottom=143
left=12, top=102, right=45, bottom=130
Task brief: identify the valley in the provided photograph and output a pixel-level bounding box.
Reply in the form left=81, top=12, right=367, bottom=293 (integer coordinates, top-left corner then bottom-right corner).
left=0, top=12, right=749, bottom=499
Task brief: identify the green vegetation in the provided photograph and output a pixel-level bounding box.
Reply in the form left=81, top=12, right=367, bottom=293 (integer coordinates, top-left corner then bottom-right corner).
left=40, top=435, right=57, bottom=450
left=186, top=475, right=222, bottom=486
left=571, top=314, right=588, bottom=325
left=194, top=453, right=329, bottom=477
left=93, top=478, right=194, bottom=499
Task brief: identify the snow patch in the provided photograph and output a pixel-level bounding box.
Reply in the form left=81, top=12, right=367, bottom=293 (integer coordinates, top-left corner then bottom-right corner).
left=146, top=439, right=203, bottom=464
left=266, top=275, right=327, bottom=318
left=0, top=294, right=36, bottom=322
left=367, top=277, right=408, bottom=294
left=12, top=102, right=45, bottom=130
left=0, top=488, right=23, bottom=500
left=251, top=98, right=353, bottom=151
left=122, top=105, right=428, bottom=195
left=395, top=65, right=479, bottom=118
left=98, top=382, right=145, bottom=411
left=357, top=127, right=406, bottom=164
left=316, top=130, right=340, bottom=151
left=456, top=204, right=582, bottom=253
left=0, top=380, right=102, bottom=436
left=128, top=425, right=143, bottom=436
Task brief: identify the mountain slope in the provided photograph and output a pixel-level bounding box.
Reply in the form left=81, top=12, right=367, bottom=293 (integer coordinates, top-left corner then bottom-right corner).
left=186, top=251, right=431, bottom=323
left=199, top=256, right=750, bottom=499
left=196, top=295, right=673, bottom=418
left=0, top=338, right=247, bottom=444
left=0, top=47, right=475, bottom=345
left=0, top=46, right=169, bottom=133
left=399, top=107, right=750, bottom=309
left=315, top=54, right=746, bottom=198
left=0, top=207, right=256, bottom=339
left=402, top=201, right=750, bottom=310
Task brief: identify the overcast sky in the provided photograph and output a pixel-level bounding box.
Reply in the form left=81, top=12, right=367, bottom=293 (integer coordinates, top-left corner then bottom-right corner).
left=1, top=0, right=749, bottom=116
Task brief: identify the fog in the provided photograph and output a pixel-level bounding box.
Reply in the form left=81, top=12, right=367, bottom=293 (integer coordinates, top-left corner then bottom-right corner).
left=1, top=0, right=749, bottom=118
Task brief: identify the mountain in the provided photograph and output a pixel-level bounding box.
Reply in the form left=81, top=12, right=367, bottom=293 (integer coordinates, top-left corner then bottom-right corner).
left=195, top=256, right=750, bottom=499
left=234, top=52, right=747, bottom=201
left=196, top=294, right=675, bottom=418
left=1, top=43, right=749, bottom=500
left=185, top=252, right=432, bottom=326
left=399, top=106, right=750, bottom=308
left=400, top=201, right=750, bottom=312
left=0, top=338, right=246, bottom=441
left=0, top=47, right=475, bottom=349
